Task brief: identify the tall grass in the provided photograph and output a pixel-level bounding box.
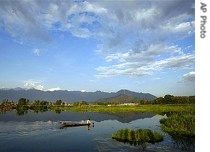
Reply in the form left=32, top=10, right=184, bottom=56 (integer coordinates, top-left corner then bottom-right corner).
left=160, top=111, right=195, bottom=138
left=66, top=104, right=194, bottom=114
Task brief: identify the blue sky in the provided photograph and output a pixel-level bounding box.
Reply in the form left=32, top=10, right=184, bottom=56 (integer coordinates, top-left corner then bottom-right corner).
left=0, top=0, right=195, bottom=97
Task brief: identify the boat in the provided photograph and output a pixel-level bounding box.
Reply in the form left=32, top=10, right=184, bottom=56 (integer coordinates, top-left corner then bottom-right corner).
left=59, top=121, right=91, bottom=128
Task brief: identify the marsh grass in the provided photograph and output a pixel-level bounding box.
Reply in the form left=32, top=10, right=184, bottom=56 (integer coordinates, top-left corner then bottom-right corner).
left=160, top=111, right=195, bottom=138
left=62, top=104, right=194, bottom=114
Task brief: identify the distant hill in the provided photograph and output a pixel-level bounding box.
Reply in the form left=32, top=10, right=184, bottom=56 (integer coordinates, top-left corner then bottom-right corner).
left=0, top=88, right=156, bottom=103
left=116, top=89, right=156, bottom=99
left=95, top=91, right=157, bottom=104
left=95, top=94, right=139, bottom=103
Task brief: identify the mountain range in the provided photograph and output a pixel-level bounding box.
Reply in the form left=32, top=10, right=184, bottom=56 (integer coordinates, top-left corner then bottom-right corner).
left=0, top=88, right=156, bottom=103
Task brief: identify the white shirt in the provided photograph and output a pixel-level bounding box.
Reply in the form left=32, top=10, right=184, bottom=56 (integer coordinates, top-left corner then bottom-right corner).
left=87, top=120, right=91, bottom=124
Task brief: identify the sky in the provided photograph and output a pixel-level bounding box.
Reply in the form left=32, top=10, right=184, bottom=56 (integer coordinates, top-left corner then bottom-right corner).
left=0, top=0, right=195, bottom=97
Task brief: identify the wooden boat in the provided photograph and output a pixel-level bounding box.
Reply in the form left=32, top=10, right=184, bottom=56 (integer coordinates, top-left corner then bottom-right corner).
left=59, top=121, right=91, bottom=127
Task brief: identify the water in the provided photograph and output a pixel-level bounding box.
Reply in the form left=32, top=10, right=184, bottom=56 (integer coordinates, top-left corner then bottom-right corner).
left=0, top=110, right=194, bottom=152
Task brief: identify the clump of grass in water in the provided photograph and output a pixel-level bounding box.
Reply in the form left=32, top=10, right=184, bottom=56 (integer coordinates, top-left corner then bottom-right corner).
left=112, top=128, right=164, bottom=149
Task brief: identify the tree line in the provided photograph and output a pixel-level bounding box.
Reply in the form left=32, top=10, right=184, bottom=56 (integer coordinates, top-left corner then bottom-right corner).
left=153, top=95, right=195, bottom=104
left=0, top=95, right=195, bottom=115
left=93, top=95, right=195, bottom=105
left=0, top=94, right=195, bottom=110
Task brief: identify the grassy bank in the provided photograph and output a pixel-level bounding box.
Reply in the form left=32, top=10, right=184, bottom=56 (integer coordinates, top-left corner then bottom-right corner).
left=160, top=111, right=195, bottom=138
left=51, top=104, right=195, bottom=114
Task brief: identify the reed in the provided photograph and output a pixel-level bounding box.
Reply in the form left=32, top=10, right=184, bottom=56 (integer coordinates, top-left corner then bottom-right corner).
left=160, top=111, right=195, bottom=138
left=67, top=104, right=194, bottom=114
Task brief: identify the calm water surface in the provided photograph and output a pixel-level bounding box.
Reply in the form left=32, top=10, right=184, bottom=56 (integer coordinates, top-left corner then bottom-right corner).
left=0, top=110, right=194, bottom=152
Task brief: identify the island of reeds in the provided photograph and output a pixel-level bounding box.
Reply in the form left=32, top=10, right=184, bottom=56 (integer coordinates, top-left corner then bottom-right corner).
left=112, top=128, right=164, bottom=150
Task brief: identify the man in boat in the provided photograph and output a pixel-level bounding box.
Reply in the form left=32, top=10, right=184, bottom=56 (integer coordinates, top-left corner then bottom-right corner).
left=86, top=119, right=92, bottom=130
left=86, top=119, right=91, bottom=125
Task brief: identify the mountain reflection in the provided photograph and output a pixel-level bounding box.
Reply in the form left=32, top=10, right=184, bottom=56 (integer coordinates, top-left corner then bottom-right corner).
left=0, top=110, right=155, bottom=123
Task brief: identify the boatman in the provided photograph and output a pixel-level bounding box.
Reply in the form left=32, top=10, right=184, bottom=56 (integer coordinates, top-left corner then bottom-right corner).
left=87, top=119, right=91, bottom=124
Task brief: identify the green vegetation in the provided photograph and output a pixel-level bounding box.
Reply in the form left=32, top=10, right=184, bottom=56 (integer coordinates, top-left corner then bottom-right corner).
left=68, top=104, right=194, bottom=114
left=73, top=101, right=88, bottom=106
left=0, top=95, right=195, bottom=148
left=17, top=98, right=29, bottom=106
left=55, top=99, right=62, bottom=105
left=159, top=110, right=195, bottom=151
left=1, top=96, right=195, bottom=115
left=160, top=111, right=195, bottom=138
left=0, top=99, right=16, bottom=114
left=112, top=128, right=163, bottom=150
left=95, top=94, right=195, bottom=105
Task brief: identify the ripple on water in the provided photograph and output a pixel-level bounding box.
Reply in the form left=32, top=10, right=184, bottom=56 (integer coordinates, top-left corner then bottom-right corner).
left=0, top=121, right=60, bottom=139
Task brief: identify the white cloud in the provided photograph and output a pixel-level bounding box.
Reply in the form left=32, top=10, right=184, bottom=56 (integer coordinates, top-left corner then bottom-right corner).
left=180, top=71, right=195, bottom=83
left=0, top=0, right=194, bottom=80
left=23, top=80, right=62, bottom=91
left=81, top=89, right=86, bottom=92
left=33, top=48, right=41, bottom=56
left=96, top=46, right=194, bottom=78
left=36, top=85, right=44, bottom=90
left=47, top=87, right=61, bottom=91
left=23, top=80, right=44, bottom=90
left=0, top=0, right=51, bottom=42
left=0, top=0, right=194, bottom=42
left=153, top=54, right=195, bottom=69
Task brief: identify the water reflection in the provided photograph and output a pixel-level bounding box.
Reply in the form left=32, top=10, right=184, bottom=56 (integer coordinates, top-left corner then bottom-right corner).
left=54, top=109, right=61, bottom=114
left=60, top=123, right=94, bottom=130
left=172, top=136, right=195, bottom=151
left=113, top=138, right=148, bottom=151
left=0, top=110, right=155, bottom=123
left=16, top=106, right=28, bottom=115
left=0, top=111, right=194, bottom=152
